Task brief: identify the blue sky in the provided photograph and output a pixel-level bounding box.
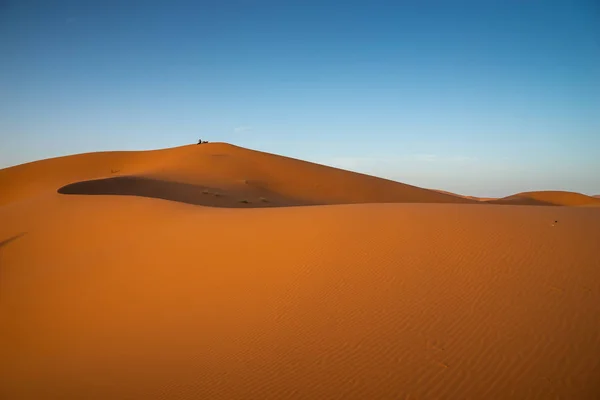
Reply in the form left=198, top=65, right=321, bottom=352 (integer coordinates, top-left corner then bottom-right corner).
left=1, top=0, right=598, bottom=197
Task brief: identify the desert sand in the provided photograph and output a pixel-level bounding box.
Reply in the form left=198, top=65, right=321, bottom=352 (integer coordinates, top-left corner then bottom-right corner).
left=1, top=143, right=599, bottom=399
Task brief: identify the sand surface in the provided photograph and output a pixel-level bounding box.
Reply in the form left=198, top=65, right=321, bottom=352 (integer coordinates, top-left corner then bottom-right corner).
left=2, top=143, right=600, bottom=399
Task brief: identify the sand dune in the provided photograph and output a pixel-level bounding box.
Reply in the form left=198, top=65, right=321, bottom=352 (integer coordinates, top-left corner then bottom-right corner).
left=487, top=190, right=600, bottom=206
left=2, top=144, right=600, bottom=399
left=1, top=143, right=475, bottom=208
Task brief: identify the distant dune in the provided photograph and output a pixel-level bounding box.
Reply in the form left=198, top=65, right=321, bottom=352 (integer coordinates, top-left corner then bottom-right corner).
left=2, top=143, right=600, bottom=399
left=486, top=190, right=600, bottom=206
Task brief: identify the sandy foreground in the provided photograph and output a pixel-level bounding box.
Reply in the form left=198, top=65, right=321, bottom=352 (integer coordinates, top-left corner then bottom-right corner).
left=1, top=143, right=599, bottom=399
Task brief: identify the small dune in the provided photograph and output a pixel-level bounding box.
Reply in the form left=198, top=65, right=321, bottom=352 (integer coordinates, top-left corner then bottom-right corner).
left=487, top=190, right=600, bottom=206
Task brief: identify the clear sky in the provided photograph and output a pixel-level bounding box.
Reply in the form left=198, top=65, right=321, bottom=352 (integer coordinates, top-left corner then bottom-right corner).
left=1, top=0, right=599, bottom=197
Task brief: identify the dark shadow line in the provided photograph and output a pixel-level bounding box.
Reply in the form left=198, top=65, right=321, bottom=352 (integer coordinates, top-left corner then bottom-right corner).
left=485, top=197, right=559, bottom=206
left=0, top=232, right=27, bottom=250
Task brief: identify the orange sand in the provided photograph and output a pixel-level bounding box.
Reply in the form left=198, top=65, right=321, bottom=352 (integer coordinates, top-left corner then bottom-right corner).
left=2, top=143, right=600, bottom=399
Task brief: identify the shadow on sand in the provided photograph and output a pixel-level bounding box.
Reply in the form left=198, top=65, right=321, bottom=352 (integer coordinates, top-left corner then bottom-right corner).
left=485, top=197, right=558, bottom=206
left=58, top=176, right=300, bottom=208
